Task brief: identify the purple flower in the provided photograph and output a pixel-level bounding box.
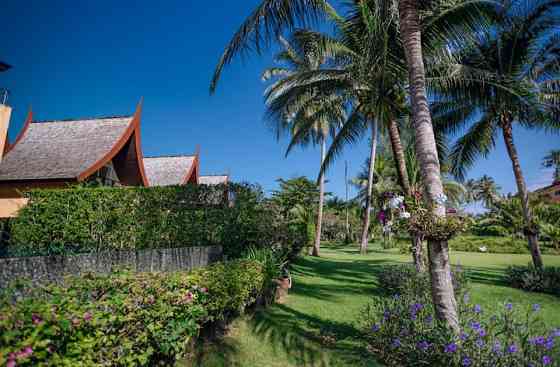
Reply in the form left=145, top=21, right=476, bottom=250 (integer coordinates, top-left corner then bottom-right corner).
left=371, top=323, right=380, bottom=332
left=543, top=355, right=552, bottom=365
left=475, top=339, right=485, bottom=348
left=391, top=338, right=401, bottom=348
left=417, top=341, right=430, bottom=351
left=545, top=337, right=554, bottom=350
left=411, top=303, right=423, bottom=312
left=383, top=310, right=391, bottom=320
left=425, top=315, right=433, bottom=324
left=492, top=341, right=502, bottom=353
left=505, top=303, right=513, bottom=311
left=462, top=357, right=472, bottom=366
left=445, top=343, right=458, bottom=354
left=532, top=304, right=541, bottom=312
left=459, top=332, right=469, bottom=341
left=463, top=293, right=470, bottom=303
left=31, top=313, right=42, bottom=325
left=473, top=304, right=482, bottom=314
left=469, top=321, right=481, bottom=330
left=507, top=344, right=518, bottom=354
left=478, top=329, right=486, bottom=337
left=552, top=329, right=560, bottom=338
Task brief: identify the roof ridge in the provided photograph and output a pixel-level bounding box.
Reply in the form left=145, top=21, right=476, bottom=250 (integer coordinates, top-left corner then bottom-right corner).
left=32, top=115, right=133, bottom=124
left=144, top=154, right=196, bottom=159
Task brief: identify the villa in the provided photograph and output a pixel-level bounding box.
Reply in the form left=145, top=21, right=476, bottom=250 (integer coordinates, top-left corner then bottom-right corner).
left=534, top=180, right=560, bottom=204
left=0, top=101, right=229, bottom=217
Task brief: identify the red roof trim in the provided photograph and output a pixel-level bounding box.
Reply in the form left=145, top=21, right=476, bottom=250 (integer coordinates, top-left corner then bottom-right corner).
left=77, top=99, right=149, bottom=186
left=181, top=149, right=200, bottom=185
left=5, top=109, right=33, bottom=155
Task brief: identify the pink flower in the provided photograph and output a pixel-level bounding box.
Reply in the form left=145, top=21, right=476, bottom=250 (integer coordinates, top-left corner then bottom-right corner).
left=72, top=318, right=80, bottom=327
left=200, top=287, right=208, bottom=293
left=183, top=291, right=194, bottom=303
left=7, top=359, right=16, bottom=367
left=83, top=312, right=92, bottom=322
left=31, top=314, right=42, bottom=325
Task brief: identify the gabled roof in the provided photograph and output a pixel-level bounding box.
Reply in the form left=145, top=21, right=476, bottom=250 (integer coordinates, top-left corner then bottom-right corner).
left=199, top=174, right=229, bottom=185
left=0, top=102, right=148, bottom=186
left=143, top=154, right=199, bottom=187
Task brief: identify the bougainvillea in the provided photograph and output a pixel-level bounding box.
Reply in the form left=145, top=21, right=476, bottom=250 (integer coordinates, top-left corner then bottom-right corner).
left=0, top=260, right=265, bottom=366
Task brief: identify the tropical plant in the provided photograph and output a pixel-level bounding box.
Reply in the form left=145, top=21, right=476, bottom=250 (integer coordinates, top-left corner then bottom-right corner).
left=542, top=149, right=560, bottom=183
left=262, top=35, right=345, bottom=257
left=209, top=0, right=490, bottom=331
left=433, top=0, right=560, bottom=271
left=463, top=175, right=502, bottom=208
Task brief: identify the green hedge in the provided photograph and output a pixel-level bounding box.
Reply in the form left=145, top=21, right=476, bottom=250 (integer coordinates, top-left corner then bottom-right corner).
left=5, top=184, right=306, bottom=259
left=506, top=264, right=560, bottom=296
left=448, top=235, right=559, bottom=254
left=0, top=260, right=265, bottom=366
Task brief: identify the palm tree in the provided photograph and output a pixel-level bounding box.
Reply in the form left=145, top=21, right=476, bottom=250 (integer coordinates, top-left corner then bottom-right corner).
left=542, top=150, right=560, bottom=183
left=433, top=0, right=560, bottom=270
left=262, top=35, right=345, bottom=257
left=209, top=0, right=489, bottom=331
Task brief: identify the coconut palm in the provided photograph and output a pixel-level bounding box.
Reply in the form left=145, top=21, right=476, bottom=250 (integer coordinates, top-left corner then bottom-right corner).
left=262, top=35, right=345, bottom=257
left=209, top=0, right=489, bottom=331
left=433, top=0, right=560, bottom=270
left=542, top=150, right=560, bottom=183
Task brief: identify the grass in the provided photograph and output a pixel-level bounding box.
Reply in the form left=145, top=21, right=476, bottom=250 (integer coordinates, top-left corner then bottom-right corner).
left=181, top=242, right=560, bottom=366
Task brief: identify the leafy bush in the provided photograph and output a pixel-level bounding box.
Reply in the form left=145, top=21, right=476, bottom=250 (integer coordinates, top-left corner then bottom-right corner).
left=362, top=292, right=560, bottom=366
left=506, top=265, right=560, bottom=296
left=0, top=260, right=265, bottom=366
left=449, top=235, right=547, bottom=254
left=5, top=184, right=306, bottom=259
left=242, top=246, right=288, bottom=304
left=377, top=264, right=469, bottom=303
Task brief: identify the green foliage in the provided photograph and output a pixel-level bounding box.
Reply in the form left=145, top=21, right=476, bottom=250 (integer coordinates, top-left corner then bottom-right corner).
left=0, top=260, right=265, bottom=366
left=6, top=184, right=306, bottom=259
left=450, top=235, right=534, bottom=255
left=377, top=264, right=469, bottom=301
left=506, top=265, right=560, bottom=296
left=361, top=290, right=560, bottom=367
left=242, top=247, right=287, bottom=304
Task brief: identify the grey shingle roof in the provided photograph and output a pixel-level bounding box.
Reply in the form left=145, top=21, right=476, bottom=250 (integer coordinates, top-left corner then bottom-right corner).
left=199, top=175, right=228, bottom=185
left=143, top=155, right=196, bottom=187
left=0, top=116, right=132, bottom=181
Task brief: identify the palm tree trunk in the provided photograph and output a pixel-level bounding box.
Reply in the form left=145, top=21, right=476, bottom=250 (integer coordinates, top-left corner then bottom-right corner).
left=311, top=138, right=326, bottom=257
left=501, top=117, right=543, bottom=269
left=398, top=0, right=458, bottom=331
left=388, top=118, right=425, bottom=271
left=388, top=119, right=411, bottom=194
left=360, top=121, right=378, bottom=254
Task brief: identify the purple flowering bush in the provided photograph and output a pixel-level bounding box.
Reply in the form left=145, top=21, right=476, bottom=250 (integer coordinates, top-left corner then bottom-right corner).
left=0, top=260, right=265, bottom=366
left=363, top=293, right=560, bottom=366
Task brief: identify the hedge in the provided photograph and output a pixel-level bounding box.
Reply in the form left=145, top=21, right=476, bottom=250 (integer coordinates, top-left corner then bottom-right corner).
left=5, top=184, right=306, bottom=259
left=506, top=265, right=560, bottom=296
left=0, top=260, right=265, bottom=366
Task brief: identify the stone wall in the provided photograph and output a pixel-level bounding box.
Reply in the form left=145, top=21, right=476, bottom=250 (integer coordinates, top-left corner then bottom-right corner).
left=0, top=245, right=222, bottom=287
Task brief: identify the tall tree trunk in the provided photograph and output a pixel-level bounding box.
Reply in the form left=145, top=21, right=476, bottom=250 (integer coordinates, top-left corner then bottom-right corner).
left=398, top=0, right=458, bottom=331
left=311, top=138, right=326, bottom=257
left=388, top=119, right=411, bottom=195
left=501, top=117, right=543, bottom=269
left=388, top=118, right=425, bottom=271
left=360, top=121, right=378, bottom=255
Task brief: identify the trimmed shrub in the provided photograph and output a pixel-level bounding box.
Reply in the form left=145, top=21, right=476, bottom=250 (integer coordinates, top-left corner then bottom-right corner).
left=450, top=235, right=537, bottom=254
left=0, top=260, right=265, bottom=366
left=5, top=184, right=306, bottom=259
left=506, top=265, right=560, bottom=296
left=377, top=264, right=469, bottom=302
left=362, top=292, right=560, bottom=366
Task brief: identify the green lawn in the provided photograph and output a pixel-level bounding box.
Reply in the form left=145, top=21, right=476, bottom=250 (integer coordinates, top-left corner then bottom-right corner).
left=182, top=243, right=560, bottom=367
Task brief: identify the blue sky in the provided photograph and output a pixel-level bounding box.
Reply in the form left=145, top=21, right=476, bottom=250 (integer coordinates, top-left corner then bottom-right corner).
left=1, top=1, right=558, bottom=204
